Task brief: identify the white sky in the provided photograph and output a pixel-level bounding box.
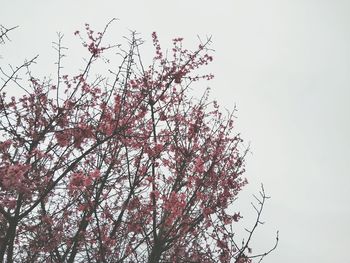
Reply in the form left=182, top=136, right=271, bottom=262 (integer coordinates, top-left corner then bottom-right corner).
left=2, top=1, right=350, bottom=262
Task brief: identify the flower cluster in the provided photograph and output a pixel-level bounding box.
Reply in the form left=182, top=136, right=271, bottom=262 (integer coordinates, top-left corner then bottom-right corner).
left=0, top=22, right=269, bottom=263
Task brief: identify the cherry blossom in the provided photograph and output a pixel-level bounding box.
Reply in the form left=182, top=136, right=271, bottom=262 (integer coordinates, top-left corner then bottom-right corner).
left=0, top=21, right=277, bottom=263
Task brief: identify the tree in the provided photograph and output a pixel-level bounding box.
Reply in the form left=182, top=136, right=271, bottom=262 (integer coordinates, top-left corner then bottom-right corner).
left=0, top=21, right=278, bottom=263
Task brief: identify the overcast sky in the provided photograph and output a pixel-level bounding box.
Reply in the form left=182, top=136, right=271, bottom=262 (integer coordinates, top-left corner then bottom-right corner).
left=2, top=1, right=350, bottom=262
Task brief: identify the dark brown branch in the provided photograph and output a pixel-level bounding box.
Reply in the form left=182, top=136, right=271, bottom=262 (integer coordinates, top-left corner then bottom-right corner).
left=0, top=25, right=18, bottom=45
